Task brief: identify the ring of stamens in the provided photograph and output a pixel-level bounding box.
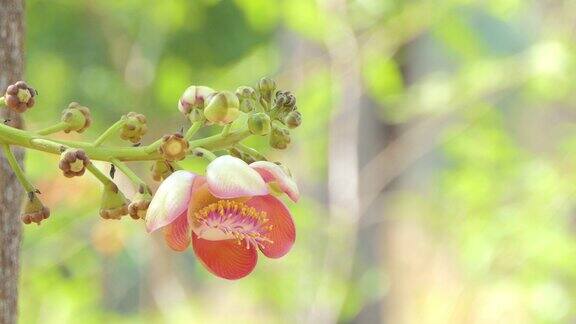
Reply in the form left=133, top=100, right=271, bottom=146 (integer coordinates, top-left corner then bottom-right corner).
left=194, top=200, right=273, bottom=249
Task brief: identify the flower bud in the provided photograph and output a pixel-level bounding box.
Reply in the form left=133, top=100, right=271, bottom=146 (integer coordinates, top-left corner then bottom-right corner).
left=4, top=81, right=36, bottom=113
left=274, top=91, right=297, bottom=113
left=239, top=99, right=255, bottom=113
left=203, top=91, right=240, bottom=125
left=62, top=102, right=92, bottom=133
left=120, top=112, right=147, bottom=143
left=284, top=111, right=302, bottom=129
left=178, top=85, right=215, bottom=115
left=159, top=133, right=189, bottom=161
left=151, top=160, right=174, bottom=181
left=59, top=149, right=90, bottom=178
left=248, top=112, right=271, bottom=136
left=21, top=194, right=50, bottom=225
left=236, top=86, right=256, bottom=100
left=99, top=183, right=128, bottom=220
left=269, top=121, right=291, bottom=150
left=258, top=77, right=276, bottom=96
left=128, top=187, right=152, bottom=220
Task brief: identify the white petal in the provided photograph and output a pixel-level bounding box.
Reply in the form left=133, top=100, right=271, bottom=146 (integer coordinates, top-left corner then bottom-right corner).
left=146, top=170, right=196, bottom=233
left=206, top=155, right=268, bottom=199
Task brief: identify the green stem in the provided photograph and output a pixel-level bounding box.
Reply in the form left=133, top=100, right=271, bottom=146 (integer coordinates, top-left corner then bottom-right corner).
left=86, top=162, right=114, bottom=186
left=111, top=158, right=148, bottom=192
left=235, top=143, right=267, bottom=161
left=184, top=121, right=203, bottom=141
left=36, top=121, right=69, bottom=136
left=93, top=119, right=125, bottom=147
left=1, top=144, right=35, bottom=192
left=221, top=124, right=231, bottom=138
left=192, top=147, right=217, bottom=161
left=0, top=121, right=251, bottom=162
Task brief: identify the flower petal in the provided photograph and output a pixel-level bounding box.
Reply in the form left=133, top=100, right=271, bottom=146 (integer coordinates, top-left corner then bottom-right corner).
left=146, top=170, right=196, bottom=233
left=206, top=155, right=268, bottom=199
left=249, top=161, right=300, bottom=202
left=191, top=233, right=258, bottom=280
left=164, top=212, right=190, bottom=251
left=246, top=195, right=296, bottom=258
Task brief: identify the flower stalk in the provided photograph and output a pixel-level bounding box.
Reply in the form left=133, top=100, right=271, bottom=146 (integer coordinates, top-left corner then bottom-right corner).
left=1, top=144, right=35, bottom=193
left=93, top=119, right=125, bottom=147
left=36, top=121, right=69, bottom=136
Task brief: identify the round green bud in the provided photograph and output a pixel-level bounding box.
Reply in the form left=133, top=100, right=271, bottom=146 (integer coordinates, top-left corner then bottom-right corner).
left=62, top=102, right=92, bottom=133
left=248, top=112, right=271, bottom=136
left=284, top=111, right=302, bottom=129
left=236, top=86, right=256, bottom=100
left=258, top=77, right=277, bottom=94
left=269, top=121, right=291, bottom=150
left=204, top=91, right=240, bottom=125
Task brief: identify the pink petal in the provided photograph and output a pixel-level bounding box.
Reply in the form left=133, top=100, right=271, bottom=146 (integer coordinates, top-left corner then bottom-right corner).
left=191, top=233, right=258, bottom=280
left=250, top=161, right=300, bottom=202
left=246, top=195, right=296, bottom=259
left=146, top=170, right=196, bottom=233
left=164, top=212, right=190, bottom=251
left=206, top=155, right=268, bottom=199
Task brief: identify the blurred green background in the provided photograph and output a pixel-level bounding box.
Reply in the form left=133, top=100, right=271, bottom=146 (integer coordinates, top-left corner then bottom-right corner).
left=19, top=0, right=576, bottom=323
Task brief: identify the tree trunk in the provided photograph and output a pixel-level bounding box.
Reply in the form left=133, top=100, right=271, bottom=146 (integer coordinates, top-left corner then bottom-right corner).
left=0, top=1, right=25, bottom=323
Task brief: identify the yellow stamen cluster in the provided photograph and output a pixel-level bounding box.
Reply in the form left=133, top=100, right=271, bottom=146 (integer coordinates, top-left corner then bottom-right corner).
left=194, top=200, right=273, bottom=248
left=194, top=200, right=265, bottom=221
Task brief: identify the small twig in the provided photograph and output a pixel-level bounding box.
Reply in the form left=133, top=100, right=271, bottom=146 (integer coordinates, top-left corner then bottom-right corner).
left=1, top=144, right=35, bottom=193
left=93, top=119, right=125, bottom=147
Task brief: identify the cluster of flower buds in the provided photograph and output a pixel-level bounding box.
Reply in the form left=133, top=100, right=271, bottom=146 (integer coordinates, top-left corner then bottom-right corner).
left=231, top=77, right=302, bottom=150
left=62, top=102, right=92, bottom=133
left=120, top=112, right=147, bottom=143
left=59, top=149, right=89, bottom=177
left=3, top=81, right=36, bottom=113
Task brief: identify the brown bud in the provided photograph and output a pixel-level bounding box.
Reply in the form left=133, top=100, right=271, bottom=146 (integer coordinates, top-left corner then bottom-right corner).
left=59, top=149, right=90, bottom=178
left=100, top=206, right=129, bottom=220
left=269, top=121, right=291, bottom=150
left=99, top=183, right=128, bottom=220
left=128, top=191, right=152, bottom=220
left=158, top=133, right=189, bottom=161
left=21, top=195, right=50, bottom=225
left=284, top=111, right=302, bottom=128
left=120, top=112, right=148, bottom=143
left=4, top=81, right=36, bottom=113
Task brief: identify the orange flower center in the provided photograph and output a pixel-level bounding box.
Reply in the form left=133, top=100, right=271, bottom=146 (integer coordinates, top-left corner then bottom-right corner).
left=193, top=200, right=273, bottom=249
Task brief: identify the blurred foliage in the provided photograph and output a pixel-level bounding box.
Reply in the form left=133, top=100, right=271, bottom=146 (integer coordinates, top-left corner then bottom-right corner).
left=17, top=0, right=576, bottom=323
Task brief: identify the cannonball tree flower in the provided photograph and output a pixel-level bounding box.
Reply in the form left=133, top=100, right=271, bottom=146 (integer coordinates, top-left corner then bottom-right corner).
left=146, top=155, right=299, bottom=280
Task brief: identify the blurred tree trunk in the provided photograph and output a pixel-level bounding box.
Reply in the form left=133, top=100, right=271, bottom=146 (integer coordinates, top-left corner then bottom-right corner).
left=0, top=0, right=25, bottom=323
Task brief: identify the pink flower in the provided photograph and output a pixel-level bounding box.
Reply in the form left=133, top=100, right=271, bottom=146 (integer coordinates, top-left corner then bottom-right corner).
left=146, top=155, right=299, bottom=280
